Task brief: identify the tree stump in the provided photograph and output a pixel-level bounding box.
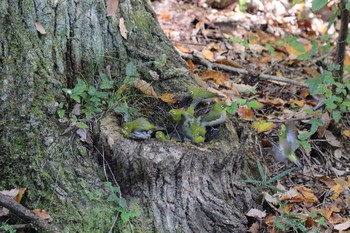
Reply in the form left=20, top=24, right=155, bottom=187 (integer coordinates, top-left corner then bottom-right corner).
left=98, top=114, right=258, bottom=232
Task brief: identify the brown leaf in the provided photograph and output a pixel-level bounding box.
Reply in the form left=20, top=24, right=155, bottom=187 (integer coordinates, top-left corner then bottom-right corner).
left=325, top=130, right=342, bottom=147
left=119, top=17, right=128, bottom=40
left=320, top=176, right=336, bottom=188
left=215, top=58, right=242, bottom=68
left=317, top=112, right=330, bottom=137
left=237, top=106, right=254, bottom=120
left=107, top=0, right=119, bottom=17
left=35, top=22, right=47, bottom=34
left=133, top=78, right=158, bottom=97
left=115, top=83, right=128, bottom=95
left=32, top=209, right=53, bottom=222
left=201, top=49, right=214, bottom=61
left=289, top=99, right=304, bottom=107
left=158, top=93, right=177, bottom=103
left=176, top=45, right=191, bottom=54
left=330, top=184, right=344, bottom=200
left=187, top=59, right=195, bottom=73
left=248, top=222, right=260, bottom=233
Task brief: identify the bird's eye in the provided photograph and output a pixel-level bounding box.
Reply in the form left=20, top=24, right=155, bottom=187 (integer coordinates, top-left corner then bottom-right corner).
left=124, top=126, right=128, bottom=130
left=170, top=111, right=175, bottom=115
left=190, top=91, right=193, bottom=95
left=221, top=104, right=225, bottom=108
left=196, top=132, right=200, bottom=136
left=278, top=131, right=283, bottom=136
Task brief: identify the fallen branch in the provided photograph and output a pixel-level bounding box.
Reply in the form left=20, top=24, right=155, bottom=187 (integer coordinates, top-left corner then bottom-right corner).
left=181, top=53, right=309, bottom=88
left=0, top=193, right=58, bottom=233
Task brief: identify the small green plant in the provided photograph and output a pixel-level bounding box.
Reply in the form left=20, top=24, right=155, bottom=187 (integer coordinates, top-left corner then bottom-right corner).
left=240, top=161, right=294, bottom=192
left=273, top=198, right=307, bottom=232
left=103, top=181, right=140, bottom=225
left=0, top=223, right=16, bottom=233
left=226, top=98, right=262, bottom=116
left=59, top=61, right=141, bottom=127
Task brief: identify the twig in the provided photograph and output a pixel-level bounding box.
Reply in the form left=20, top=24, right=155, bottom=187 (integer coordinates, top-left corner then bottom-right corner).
left=0, top=193, right=58, bottom=232
left=181, top=53, right=309, bottom=87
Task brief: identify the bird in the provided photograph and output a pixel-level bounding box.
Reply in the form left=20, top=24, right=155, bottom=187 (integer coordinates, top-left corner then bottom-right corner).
left=273, top=121, right=303, bottom=169
left=200, top=101, right=227, bottom=127
left=181, top=117, right=206, bottom=143
left=188, top=87, right=222, bottom=107
left=155, top=131, right=170, bottom=141
left=121, top=117, right=159, bottom=139
left=168, top=104, right=195, bottom=122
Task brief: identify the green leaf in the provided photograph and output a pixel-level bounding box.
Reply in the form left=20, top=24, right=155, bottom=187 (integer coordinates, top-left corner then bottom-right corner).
left=312, top=0, right=328, bottom=12
left=247, top=100, right=263, bottom=109
left=57, top=109, right=65, bottom=118
left=121, top=211, right=133, bottom=223
left=332, top=110, right=341, bottom=122
left=76, top=121, right=89, bottom=129
left=267, top=168, right=295, bottom=183
left=298, top=132, right=313, bottom=140
left=107, top=193, right=119, bottom=202
left=307, top=78, right=322, bottom=95
left=126, top=61, right=138, bottom=77
left=100, top=72, right=114, bottom=89
left=275, top=220, right=286, bottom=231
left=227, top=102, right=238, bottom=115
left=117, top=196, right=127, bottom=209
left=346, top=2, right=350, bottom=9
left=257, top=160, right=266, bottom=183
left=299, top=140, right=312, bottom=154
left=309, top=118, right=324, bottom=134
left=297, top=40, right=318, bottom=60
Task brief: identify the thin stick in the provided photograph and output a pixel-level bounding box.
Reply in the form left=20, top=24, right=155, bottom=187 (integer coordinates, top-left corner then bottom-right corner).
left=181, top=53, right=309, bottom=87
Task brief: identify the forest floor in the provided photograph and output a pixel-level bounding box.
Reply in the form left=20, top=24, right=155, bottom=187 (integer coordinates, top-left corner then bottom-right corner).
left=151, top=0, right=350, bottom=232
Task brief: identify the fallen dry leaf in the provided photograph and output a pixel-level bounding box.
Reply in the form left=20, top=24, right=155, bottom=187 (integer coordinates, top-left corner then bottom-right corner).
left=252, top=120, right=275, bottom=134
left=133, top=78, right=158, bottom=97
left=187, top=59, right=195, bottom=72
left=289, top=99, right=304, bottom=107
left=237, top=106, right=254, bottom=120
left=330, top=184, right=344, bottom=200
left=334, top=148, right=343, bottom=159
left=334, top=220, right=350, bottom=231
left=176, top=45, right=191, bottom=54
left=35, top=22, right=47, bottom=34
left=107, top=0, right=119, bottom=17
left=115, top=83, right=128, bottom=95
left=32, top=209, right=53, bottom=222
left=320, top=176, right=336, bottom=188
left=201, top=49, right=214, bottom=61
left=15, top=188, right=26, bottom=203
left=119, top=18, right=128, bottom=40
left=343, top=129, right=350, bottom=138
left=324, top=130, right=342, bottom=147
left=317, top=112, right=330, bottom=137
left=158, top=93, right=177, bottom=103
left=248, top=221, right=260, bottom=233
left=246, top=208, right=266, bottom=218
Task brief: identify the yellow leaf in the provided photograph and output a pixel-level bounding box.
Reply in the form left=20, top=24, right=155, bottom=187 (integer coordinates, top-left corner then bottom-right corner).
left=343, top=130, right=350, bottom=138
left=201, top=49, right=214, bottom=61
left=115, top=83, right=128, bottom=95
left=330, top=184, right=344, bottom=200
left=252, top=120, right=275, bottom=134
left=15, top=188, right=26, bottom=203
left=32, top=209, right=52, bottom=221
left=133, top=78, right=158, bottom=97
left=158, top=93, right=177, bottom=103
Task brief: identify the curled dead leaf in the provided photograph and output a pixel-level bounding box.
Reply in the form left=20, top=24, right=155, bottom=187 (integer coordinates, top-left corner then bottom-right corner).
left=32, top=209, right=53, bottom=222
left=158, top=93, right=177, bottom=103
left=133, top=78, right=158, bottom=97
left=119, top=17, right=127, bottom=40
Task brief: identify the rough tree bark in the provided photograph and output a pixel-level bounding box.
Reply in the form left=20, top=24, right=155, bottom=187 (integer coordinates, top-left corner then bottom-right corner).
left=0, top=0, right=259, bottom=232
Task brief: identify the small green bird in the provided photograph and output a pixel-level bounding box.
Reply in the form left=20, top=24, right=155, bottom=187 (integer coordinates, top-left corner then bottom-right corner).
left=188, top=87, right=221, bottom=106
left=273, top=121, right=302, bottom=169
left=200, top=101, right=227, bottom=127
left=169, top=104, right=195, bottom=122
left=182, top=117, right=206, bottom=143
left=155, top=131, right=170, bottom=141
left=121, top=117, right=158, bottom=139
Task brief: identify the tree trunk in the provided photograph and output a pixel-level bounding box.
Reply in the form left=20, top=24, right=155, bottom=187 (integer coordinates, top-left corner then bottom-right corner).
left=0, top=0, right=259, bottom=232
